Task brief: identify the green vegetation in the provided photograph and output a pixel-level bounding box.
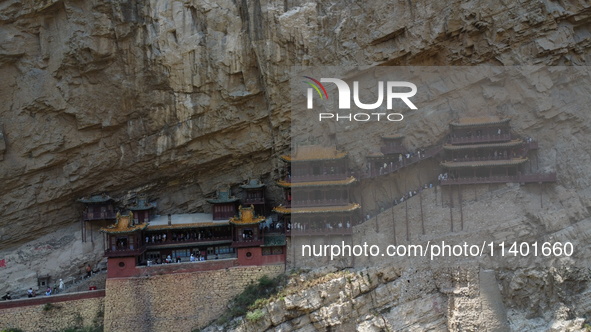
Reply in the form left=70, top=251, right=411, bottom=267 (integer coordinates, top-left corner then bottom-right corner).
left=42, top=303, right=59, bottom=311
left=58, top=327, right=103, bottom=332
left=1, top=328, right=25, bottom=332
left=214, top=274, right=287, bottom=326
left=245, top=309, right=265, bottom=322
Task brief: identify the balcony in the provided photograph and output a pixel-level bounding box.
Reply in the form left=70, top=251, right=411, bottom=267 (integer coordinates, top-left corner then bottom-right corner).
left=290, top=199, right=349, bottom=207
left=288, top=228, right=353, bottom=236
left=380, top=145, right=406, bottom=155
left=243, top=197, right=265, bottom=205
left=105, top=245, right=146, bottom=257
left=145, top=236, right=233, bottom=248
left=444, top=156, right=513, bottom=163
left=231, top=239, right=264, bottom=248
left=439, top=172, right=557, bottom=185
left=84, top=211, right=116, bottom=221
left=449, top=133, right=511, bottom=145
left=288, top=174, right=349, bottom=183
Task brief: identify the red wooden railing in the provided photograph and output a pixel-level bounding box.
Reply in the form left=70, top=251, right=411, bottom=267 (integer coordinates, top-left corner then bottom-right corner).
left=290, top=199, right=349, bottom=207
left=83, top=211, right=116, bottom=221
left=449, top=133, right=511, bottom=144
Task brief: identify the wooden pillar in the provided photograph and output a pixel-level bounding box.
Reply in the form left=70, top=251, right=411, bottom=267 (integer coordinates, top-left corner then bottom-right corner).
left=81, top=220, right=86, bottom=243
left=420, top=190, right=425, bottom=235
left=540, top=182, right=543, bottom=208
left=405, top=199, right=409, bottom=241
left=449, top=187, right=454, bottom=232
left=459, top=185, right=464, bottom=231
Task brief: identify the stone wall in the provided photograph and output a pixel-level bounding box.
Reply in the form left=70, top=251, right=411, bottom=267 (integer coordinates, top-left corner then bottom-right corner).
left=103, top=264, right=285, bottom=332
left=0, top=292, right=104, bottom=332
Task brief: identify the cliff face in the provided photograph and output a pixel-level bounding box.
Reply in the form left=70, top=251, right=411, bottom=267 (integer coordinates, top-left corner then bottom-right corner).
left=2, top=0, right=591, bottom=247
left=2, top=0, right=591, bottom=330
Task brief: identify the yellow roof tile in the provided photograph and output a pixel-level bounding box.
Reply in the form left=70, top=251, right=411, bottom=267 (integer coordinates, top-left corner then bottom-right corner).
left=273, top=203, right=360, bottom=214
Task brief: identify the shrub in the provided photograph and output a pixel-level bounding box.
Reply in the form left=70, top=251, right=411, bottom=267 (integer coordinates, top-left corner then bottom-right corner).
left=245, top=309, right=264, bottom=322
left=213, top=274, right=287, bottom=326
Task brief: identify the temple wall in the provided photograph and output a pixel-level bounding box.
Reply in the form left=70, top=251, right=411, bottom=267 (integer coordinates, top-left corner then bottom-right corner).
left=103, top=264, right=285, bottom=332
left=0, top=292, right=105, bottom=332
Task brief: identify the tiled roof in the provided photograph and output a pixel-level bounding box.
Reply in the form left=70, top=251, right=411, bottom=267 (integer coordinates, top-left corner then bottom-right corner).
left=273, top=203, right=360, bottom=214
left=441, top=158, right=527, bottom=168
left=276, top=176, right=356, bottom=188
left=77, top=194, right=113, bottom=204
left=206, top=189, right=239, bottom=204
left=281, top=145, right=347, bottom=162
left=100, top=213, right=147, bottom=234
left=128, top=196, right=157, bottom=211
left=366, top=151, right=385, bottom=158
left=444, top=139, right=523, bottom=150
left=240, top=179, right=265, bottom=189
left=450, top=117, right=510, bottom=127
left=229, top=206, right=266, bottom=225
left=146, top=222, right=230, bottom=231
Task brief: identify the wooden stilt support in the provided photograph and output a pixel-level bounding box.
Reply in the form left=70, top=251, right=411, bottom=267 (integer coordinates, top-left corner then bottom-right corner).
left=391, top=205, right=397, bottom=246
left=540, top=182, right=543, bottom=208
left=449, top=187, right=454, bottom=232
left=435, top=184, right=438, bottom=207
left=459, top=185, right=464, bottom=231
left=405, top=199, right=409, bottom=241
left=81, top=220, right=86, bottom=243
left=420, top=190, right=425, bottom=235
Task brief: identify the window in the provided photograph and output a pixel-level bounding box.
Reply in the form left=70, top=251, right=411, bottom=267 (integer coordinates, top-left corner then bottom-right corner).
left=216, top=246, right=234, bottom=254
left=172, top=249, right=191, bottom=258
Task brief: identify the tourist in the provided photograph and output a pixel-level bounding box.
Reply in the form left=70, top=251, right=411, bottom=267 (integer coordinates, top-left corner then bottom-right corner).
left=86, top=264, right=92, bottom=278
left=2, top=292, right=11, bottom=300
left=59, top=279, right=65, bottom=291
left=190, top=254, right=195, bottom=262
left=45, top=288, right=51, bottom=296
left=27, top=288, right=34, bottom=298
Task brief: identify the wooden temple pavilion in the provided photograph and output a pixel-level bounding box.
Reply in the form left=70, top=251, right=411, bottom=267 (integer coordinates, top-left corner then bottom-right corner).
left=240, top=179, right=266, bottom=216
left=127, top=193, right=156, bottom=225
left=274, top=145, right=361, bottom=236
left=98, top=186, right=285, bottom=278
left=206, top=189, right=239, bottom=220
left=77, top=193, right=117, bottom=242
left=366, top=135, right=408, bottom=176
left=440, top=116, right=556, bottom=185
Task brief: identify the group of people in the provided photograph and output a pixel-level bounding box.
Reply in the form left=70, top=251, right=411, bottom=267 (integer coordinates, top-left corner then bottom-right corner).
left=148, top=252, right=218, bottom=266
left=144, top=229, right=222, bottom=244
left=371, top=150, right=428, bottom=176
left=287, top=220, right=354, bottom=231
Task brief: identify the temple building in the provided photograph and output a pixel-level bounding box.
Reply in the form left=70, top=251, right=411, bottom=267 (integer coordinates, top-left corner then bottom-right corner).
left=366, top=135, right=408, bottom=176
left=77, top=193, right=117, bottom=242
left=207, top=189, right=239, bottom=220
left=98, top=187, right=286, bottom=278
left=440, top=116, right=556, bottom=185
left=274, top=145, right=361, bottom=236
left=100, top=211, right=148, bottom=273
left=240, top=179, right=266, bottom=216
left=127, top=193, right=156, bottom=225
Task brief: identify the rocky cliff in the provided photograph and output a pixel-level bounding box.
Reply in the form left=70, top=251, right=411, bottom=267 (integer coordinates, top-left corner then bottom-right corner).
left=2, top=0, right=591, bottom=330
left=3, top=0, right=591, bottom=247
